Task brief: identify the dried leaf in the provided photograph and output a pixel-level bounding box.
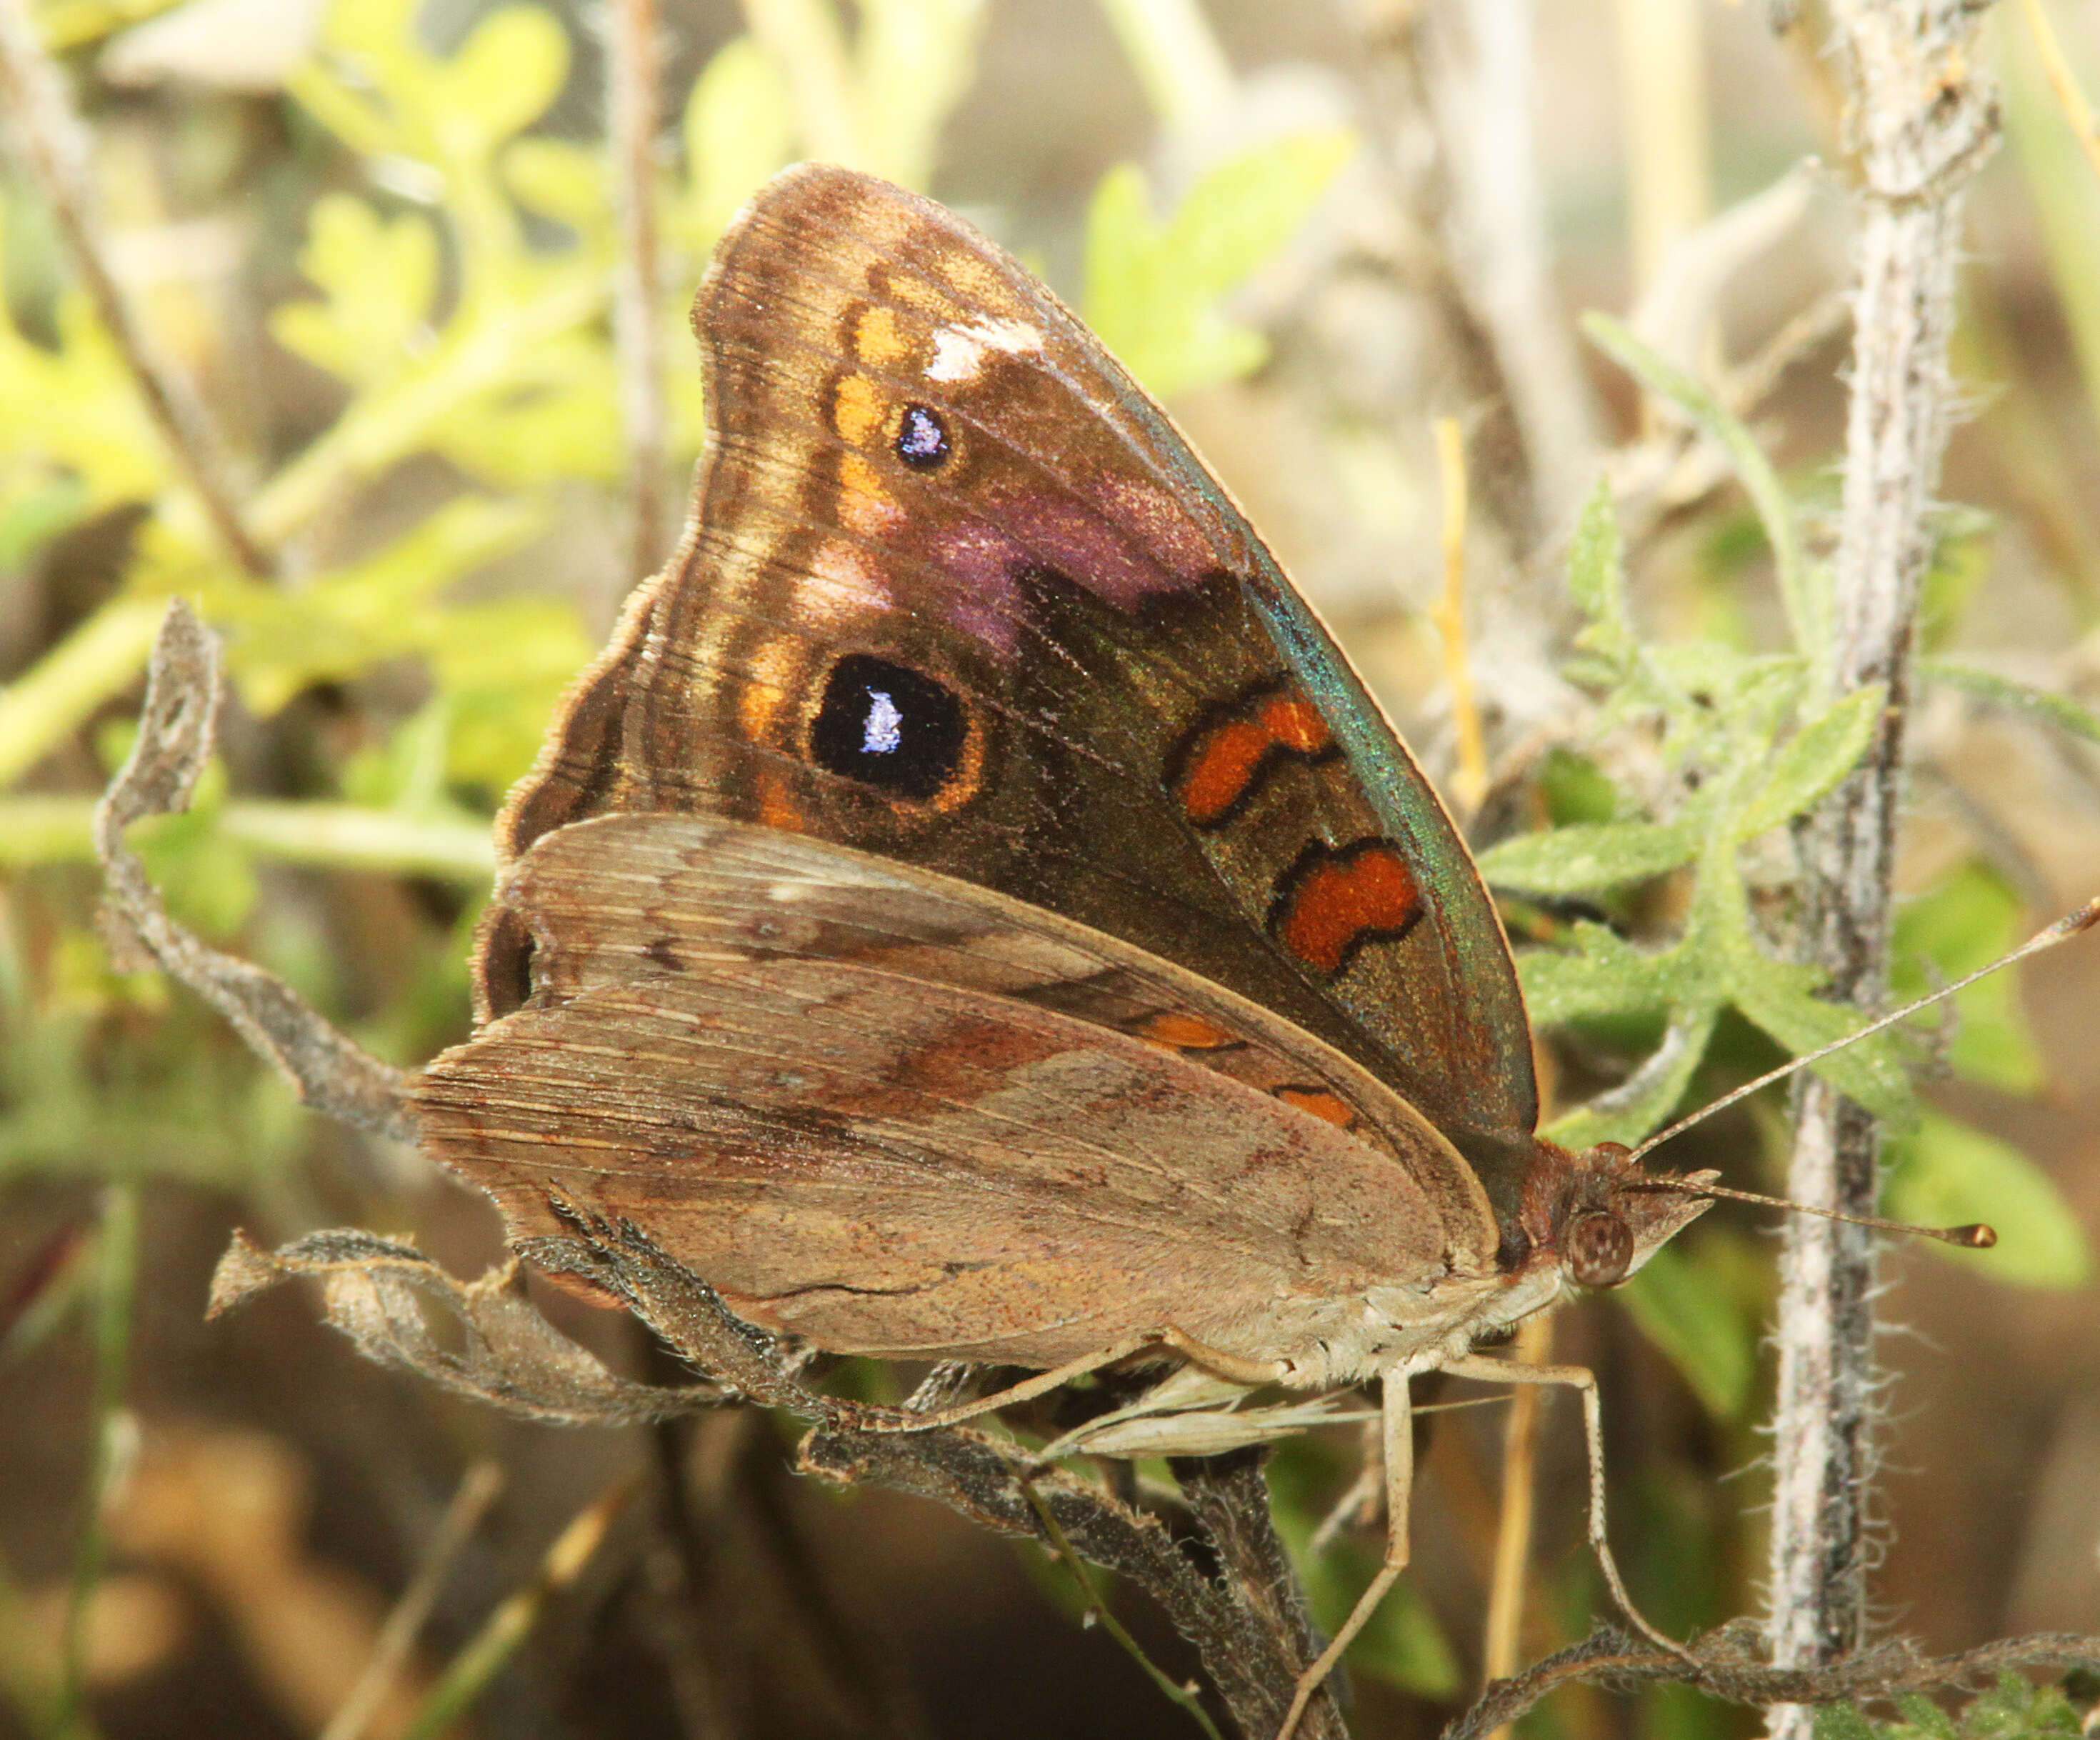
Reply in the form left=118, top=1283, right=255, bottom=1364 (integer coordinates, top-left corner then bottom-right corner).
left=209, top=1229, right=718, bottom=1426
left=93, top=602, right=417, bottom=1141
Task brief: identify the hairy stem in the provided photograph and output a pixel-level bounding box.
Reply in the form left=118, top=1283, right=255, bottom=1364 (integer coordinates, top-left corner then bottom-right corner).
left=1766, top=6, right=1997, bottom=1734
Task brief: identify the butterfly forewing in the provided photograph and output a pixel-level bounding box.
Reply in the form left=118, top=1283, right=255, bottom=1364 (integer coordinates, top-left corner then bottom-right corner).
left=488, top=164, right=1539, bottom=1214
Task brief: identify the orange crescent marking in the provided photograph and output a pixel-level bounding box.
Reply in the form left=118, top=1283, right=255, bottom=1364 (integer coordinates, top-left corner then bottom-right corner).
left=1180, top=719, right=1274, bottom=824
left=1276, top=847, right=1421, bottom=975
left=1177, top=687, right=1335, bottom=826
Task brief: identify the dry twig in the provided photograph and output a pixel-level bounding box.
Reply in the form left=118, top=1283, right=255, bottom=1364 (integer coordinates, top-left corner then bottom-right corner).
left=0, top=0, right=270, bottom=576
left=1442, top=1624, right=2100, bottom=1740
left=606, top=0, right=672, bottom=579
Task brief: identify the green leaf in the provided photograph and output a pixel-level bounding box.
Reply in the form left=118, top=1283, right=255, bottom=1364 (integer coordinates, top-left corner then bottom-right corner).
left=1299, top=1535, right=1460, bottom=1696
left=1582, top=311, right=1824, bottom=675
left=1566, top=475, right=1631, bottom=662
left=1546, top=1006, right=1716, bottom=1151
left=502, top=137, right=608, bottom=234
left=1894, top=1692, right=1960, bottom=1740
left=1266, top=1439, right=1459, bottom=1696
left=204, top=496, right=558, bottom=716
left=270, top=195, right=439, bottom=385
left=853, top=0, right=990, bottom=190
left=1518, top=924, right=1702, bottom=1024
left=1731, top=684, right=1884, bottom=840
left=1917, top=656, right=2100, bottom=745
left=441, top=6, right=570, bottom=153
left=1725, top=956, right=1913, bottom=1124
left=1885, top=1111, right=2091, bottom=1290
left=1331, top=1559, right=1460, bottom=1698
left=0, top=474, right=90, bottom=571
left=677, top=36, right=797, bottom=250
left=1814, top=1704, right=1880, bottom=1740
left=1891, top=861, right=2044, bottom=1094
left=1477, top=819, right=1699, bottom=895
left=1084, top=132, right=1355, bottom=401
left=1539, top=747, right=1619, bottom=826
left=1616, top=1238, right=1756, bottom=1421
left=425, top=331, right=621, bottom=486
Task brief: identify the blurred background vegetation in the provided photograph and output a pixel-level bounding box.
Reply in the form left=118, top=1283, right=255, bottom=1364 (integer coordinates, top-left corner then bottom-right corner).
left=3, top=1, right=2099, bottom=1736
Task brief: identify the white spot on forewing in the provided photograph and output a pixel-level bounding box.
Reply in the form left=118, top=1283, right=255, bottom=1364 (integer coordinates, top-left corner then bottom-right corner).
left=796, top=541, right=891, bottom=624
left=925, top=317, right=1044, bottom=382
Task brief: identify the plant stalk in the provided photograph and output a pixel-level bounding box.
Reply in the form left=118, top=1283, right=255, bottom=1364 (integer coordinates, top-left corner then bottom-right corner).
left=1766, top=6, right=1998, bottom=1736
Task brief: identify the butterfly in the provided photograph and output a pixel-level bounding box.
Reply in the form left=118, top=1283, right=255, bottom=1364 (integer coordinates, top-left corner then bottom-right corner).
left=411, top=162, right=1717, bottom=1734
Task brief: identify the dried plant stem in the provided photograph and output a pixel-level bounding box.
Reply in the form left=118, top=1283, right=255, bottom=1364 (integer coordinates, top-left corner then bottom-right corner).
left=1020, top=1476, right=1225, bottom=1740
left=1448, top=1624, right=2100, bottom=1740
left=1480, top=1311, right=1551, bottom=1724
left=95, top=605, right=416, bottom=1142
left=1431, top=417, right=1489, bottom=814
left=322, top=1462, right=504, bottom=1740
left=1766, top=7, right=1996, bottom=1736
left=2016, top=0, right=2100, bottom=189
left=1411, top=0, right=1600, bottom=541
left=1095, top=0, right=1236, bottom=139
left=399, top=1476, right=641, bottom=1740
left=55, top=1184, right=137, bottom=1739
left=0, top=0, right=269, bottom=577
left=1611, top=0, right=1711, bottom=288
left=608, top=0, right=671, bottom=580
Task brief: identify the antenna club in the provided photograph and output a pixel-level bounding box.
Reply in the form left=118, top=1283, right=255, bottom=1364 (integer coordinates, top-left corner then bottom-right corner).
left=2056, top=897, right=2100, bottom=939
left=1945, top=1223, right=1996, bottom=1249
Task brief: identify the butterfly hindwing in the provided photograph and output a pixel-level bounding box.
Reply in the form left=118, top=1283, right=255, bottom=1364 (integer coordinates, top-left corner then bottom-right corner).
left=426, top=814, right=1501, bottom=1365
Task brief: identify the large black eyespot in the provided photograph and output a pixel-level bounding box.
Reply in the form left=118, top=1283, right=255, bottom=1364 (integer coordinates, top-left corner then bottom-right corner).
left=810, top=654, right=967, bottom=799
left=896, top=403, right=951, bottom=469
left=1565, top=1211, right=1634, bottom=1289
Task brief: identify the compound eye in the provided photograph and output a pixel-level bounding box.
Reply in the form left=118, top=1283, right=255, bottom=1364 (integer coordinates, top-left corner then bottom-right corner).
left=1565, top=1211, right=1634, bottom=1288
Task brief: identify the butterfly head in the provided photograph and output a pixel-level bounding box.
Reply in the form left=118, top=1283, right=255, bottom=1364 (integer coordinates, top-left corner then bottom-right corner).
left=1514, top=1140, right=1718, bottom=1291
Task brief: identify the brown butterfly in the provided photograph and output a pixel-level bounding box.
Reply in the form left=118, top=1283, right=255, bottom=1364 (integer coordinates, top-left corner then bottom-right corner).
left=414, top=162, right=1717, bottom=1734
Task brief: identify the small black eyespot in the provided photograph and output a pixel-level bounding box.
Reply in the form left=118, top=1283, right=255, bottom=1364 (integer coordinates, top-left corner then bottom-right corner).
left=810, top=654, right=967, bottom=800
left=896, top=403, right=951, bottom=469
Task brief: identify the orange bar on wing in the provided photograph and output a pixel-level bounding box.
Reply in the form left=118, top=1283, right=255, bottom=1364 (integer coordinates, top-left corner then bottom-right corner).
left=1276, top=1086, right=1356, bottom=1127
left=1178, top=689, right=1332, bottom=826
left=1276, top=847, right=1421, bottom=974
left=1134, top=1010, right=1241, bottom=1051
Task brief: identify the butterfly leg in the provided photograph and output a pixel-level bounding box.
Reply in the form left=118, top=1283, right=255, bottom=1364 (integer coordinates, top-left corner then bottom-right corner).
left=1276, top=1366, right=1414, bottom=1740
left=866, top=1327, right=1289, bottom=1434
left=1438, top=1352, right=1691, bottom=1659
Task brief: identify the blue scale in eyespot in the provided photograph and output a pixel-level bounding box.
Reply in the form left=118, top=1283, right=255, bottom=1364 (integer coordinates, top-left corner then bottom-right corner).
left=811, top=654, right=965, bottom=799
left=861, top=689, right=904, bottom=756
left=896, top=404, right=951, bottom=469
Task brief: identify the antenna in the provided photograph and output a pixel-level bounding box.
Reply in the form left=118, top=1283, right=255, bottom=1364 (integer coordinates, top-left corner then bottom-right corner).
left=1619, top=896, right=2100, bottom=1241
left=1627, top=1173, right=1996, bottom=1247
